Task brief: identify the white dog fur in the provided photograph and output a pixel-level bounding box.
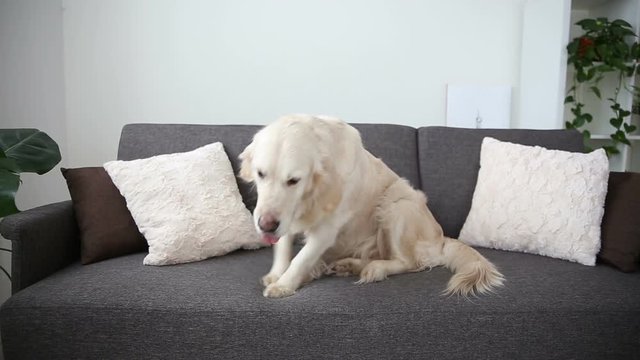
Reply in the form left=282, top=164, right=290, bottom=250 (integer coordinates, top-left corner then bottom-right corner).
left=239, top=114, right=504, bottom=298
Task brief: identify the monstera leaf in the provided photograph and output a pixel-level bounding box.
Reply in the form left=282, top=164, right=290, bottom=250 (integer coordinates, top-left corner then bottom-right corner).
left=0, top=129, right=61, bottom=217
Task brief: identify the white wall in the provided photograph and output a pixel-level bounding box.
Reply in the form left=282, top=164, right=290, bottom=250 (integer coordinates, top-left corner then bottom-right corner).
left=63, top=0, right=526, bottom=167
left=0, top=0, right=66, bottom=302
left=517, top=0, right=571, bottom=129
left=1, top=0, right=68, bottom=208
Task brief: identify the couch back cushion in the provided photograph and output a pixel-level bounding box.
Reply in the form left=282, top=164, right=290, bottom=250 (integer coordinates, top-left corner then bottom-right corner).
left=352, top=123, right=420, bottom=188
left=118, top=124, right=262, bottom=211
left=118, top=123, right=420, bottom=212
left=418, top=126, right=585, bottom=238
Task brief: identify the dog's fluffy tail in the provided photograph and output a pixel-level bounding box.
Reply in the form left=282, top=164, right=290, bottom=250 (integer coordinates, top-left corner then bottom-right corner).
left=440, top=237, right=504, bottom=297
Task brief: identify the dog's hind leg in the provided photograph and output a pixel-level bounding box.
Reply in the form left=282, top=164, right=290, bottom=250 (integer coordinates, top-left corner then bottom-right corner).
left=326, top=258, right=365, bottom=277
left=357, top=179, right=439, bottom=284
left=356, top=259, right=412, bottom=284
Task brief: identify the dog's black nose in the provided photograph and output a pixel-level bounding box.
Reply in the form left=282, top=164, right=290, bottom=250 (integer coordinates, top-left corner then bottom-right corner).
left=258, top=215, right=280, bottom=233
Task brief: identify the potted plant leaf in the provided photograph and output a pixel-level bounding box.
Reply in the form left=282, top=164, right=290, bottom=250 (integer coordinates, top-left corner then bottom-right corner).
left=565, top=17, right=640, bottom=156
left=0, top=129, right=61, bottom=280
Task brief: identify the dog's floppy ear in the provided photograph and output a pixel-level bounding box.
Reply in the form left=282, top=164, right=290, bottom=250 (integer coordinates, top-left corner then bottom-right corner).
left=304, top=157, right=344, bottom=221
left=238, top=142, right=255, bottom=183
left=313, top=166, right=343, bottom=213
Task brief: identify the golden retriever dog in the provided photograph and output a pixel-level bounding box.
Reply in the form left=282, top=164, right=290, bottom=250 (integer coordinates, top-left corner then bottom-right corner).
left=239, top=114, right=504, bottom=298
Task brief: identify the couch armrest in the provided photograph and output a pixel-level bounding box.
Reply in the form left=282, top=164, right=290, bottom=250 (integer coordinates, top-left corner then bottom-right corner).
left=0, top=201, right=80, bottom=294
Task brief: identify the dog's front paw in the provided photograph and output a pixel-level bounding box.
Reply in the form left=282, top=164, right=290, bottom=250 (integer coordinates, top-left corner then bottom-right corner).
left=263, top=283, right=295, bottom=298
left=261, top=273, right=280, bottom=287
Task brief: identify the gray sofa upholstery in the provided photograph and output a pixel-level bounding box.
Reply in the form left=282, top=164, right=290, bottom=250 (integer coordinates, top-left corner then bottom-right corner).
left=1, top=123, right=639, bottom=359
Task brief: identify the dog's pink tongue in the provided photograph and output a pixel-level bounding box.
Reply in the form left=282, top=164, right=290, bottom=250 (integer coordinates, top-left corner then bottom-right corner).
left=262, top=233, right=280, bottom=245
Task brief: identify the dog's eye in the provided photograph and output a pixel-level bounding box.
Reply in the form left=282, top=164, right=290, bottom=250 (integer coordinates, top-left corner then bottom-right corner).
left=257, top=170, right=265, bottom=179
left=286, top=178, right=300, bottom=186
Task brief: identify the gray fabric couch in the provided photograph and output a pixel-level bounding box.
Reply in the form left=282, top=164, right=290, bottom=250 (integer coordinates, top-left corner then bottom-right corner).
left=1, top=123, right=639, bottom=359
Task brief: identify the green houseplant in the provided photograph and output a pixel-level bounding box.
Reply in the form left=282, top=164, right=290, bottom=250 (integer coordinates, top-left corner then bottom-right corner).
left=0, top=129, right=61, bottom=280
left=565, top=17, right=640, bottom=156
left=0, top=128, right=61, bottom=216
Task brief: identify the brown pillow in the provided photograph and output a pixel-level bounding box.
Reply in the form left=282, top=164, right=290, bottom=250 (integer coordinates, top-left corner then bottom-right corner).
left=61, top=167, right=147, bottom=264
left=598, top=171, right=640, bottom=272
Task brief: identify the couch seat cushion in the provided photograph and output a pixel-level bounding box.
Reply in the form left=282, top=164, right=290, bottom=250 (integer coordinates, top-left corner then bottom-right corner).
left=2, top=248, right=639, bottom=359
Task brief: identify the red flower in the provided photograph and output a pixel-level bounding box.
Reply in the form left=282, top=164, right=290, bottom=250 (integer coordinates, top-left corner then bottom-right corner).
left=578, top=36, right=594, bottom=58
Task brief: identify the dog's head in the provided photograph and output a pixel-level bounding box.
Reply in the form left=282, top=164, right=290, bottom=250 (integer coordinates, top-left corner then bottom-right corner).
left=239, top=115, right=345, bottom=244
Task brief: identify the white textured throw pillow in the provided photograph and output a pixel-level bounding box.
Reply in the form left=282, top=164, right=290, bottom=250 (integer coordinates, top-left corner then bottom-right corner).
left=104, top=143, right=263, bottom=266
left=458, top=137, right=609, bottom=265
